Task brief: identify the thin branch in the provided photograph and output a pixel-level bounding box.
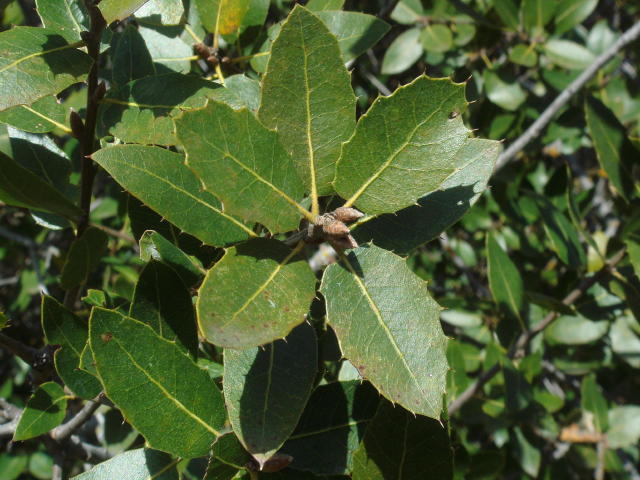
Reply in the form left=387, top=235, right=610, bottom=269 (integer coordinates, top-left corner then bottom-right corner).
left=496, top=20, right=640, bottom=170
left=0, top=332, right=38, bottom=365
left=51, top=397, right=101, bottom=442
left=447, top=248, right=626, bottom=415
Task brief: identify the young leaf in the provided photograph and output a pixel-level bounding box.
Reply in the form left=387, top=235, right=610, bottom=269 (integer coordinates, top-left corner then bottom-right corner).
left=99, top=0, right=149, bottom=24
left=110, top=25, right=155, bottom=88
left=486, top=232, right=524, bottom=322
left=0, top=96, right=67, bottom=133
left=175, top=101, right=310, bottom=233
left=352, top=138, right=500, bottom=254
left=196, top=0, right=250, bottom=35
left=223, top=323, right=317, bottom=467
left=314, top=11, right=389, bottom=62
left=36, top=0, right=89, bottom=43
left=585, top=96, right=638, bottom=202
left=139, top=230, right=204, bottom=287
left=334, top=76, right=469, bottom=216
left=92, top=145, right=254, bottom=247
left=0, top=27, right=91, bottom=112
left=320, top=244, right=448, bottom=418
left=98, top=73, right=221, bottom=146
left=0, top=151, right=82, bottom=221
left=60, top=227, right=109, bottom=289
left=89, top=308, right=227, bottom=458
left=41, top=296, right=101, bottom=399
left=13, top=382, right=67, bottom=441
left=281, top=381, right=380, bottom=475
left=351, top=401, right=453, bottom=479
left=71, top=448, right=179, bottom=480
left=197, top=238, right=316, bottom=348
left=130, top=260, right=197, bottom=357
left=259, top=5, right=356, bottom=200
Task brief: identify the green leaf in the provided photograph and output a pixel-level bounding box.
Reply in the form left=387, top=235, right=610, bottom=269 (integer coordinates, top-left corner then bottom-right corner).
left=585, top=96, right=638, bottom=202
left=334, top=76, right=468, bottom=216
left=314, top=11, right=389, bottom=62
left=89, top=308, right=227, bottom=457
left=99, top=0, right=149, bottom=24
left=381, top=28, right=423, bottom=75
left=139, top=230, right=204, bottom=287
left=0, top=311, right=8, bottom=330
left=215, top=74, right=261, bottom=112
left=554, top=0, right=597, bottom=34
left=391, top=0, right=424, bottom=25
left=0, top=150, right=82, bottom=221
left=259, top=5, right=355, bottom=198
left=60, top=227, right=109, bottom=289
left=130, top=260, right=198, bottom=357
left=0, top=95, right=68, bottom=133
left=13, top=382, right=67, bottom=441
left=92, top=145, right=254, bottom=247
left=352, top=138, right=500, bottom=254
left=307, top=0, right=345, bottom=10
left=522, top=0, right=555, bottom=37
left=509, top=43, right=538, bottom=67
left=493, top=0, right=519, bottom=30
left=0, top=27, right=92, bottom=112
left=224, top=323, right=317, bottom=467
left=512, top=427, right=540, bottom=478
left=138, top=24, right=193, bottom=73
left=71, top=448, right=179, bottom=480
left=41, top=296, right=101, bottom=399
left=609, top=316, right=640, bottom=369
left=281, top=381, right=380, bottom=475
left=484, top=69, right=526, bottom=111
left=581, top=374, right=608, bottom=432
left=420, top=24, right=453, bottom=53
left=197, top=238, right=316, bottom=348
left=110, top=25, right=155, bottom=88
left=0, top=453, right=28, bottom=480
left=607, top=406, right=640, bottom=448
left=175, top=101, right=310, bottom=233
left=98, top=73, right=221, bottom=146
left=351, top=401, right=453, bottom=479
left=36, top=0, right=89, bottom=43
left=205, top=433, right=251, bottom=480
left=135, top=0, right=184, bottom=25
left=487, top=232, right=524, bottom=322
left=537, top=196, right=586, bottom=268
left=320, top=245, right=448, bottom=418
left=196, top=0, right=250, bottom=35
left=545, top=314, right=608, bottom=345
left=544, top=39, right=595, bottom=70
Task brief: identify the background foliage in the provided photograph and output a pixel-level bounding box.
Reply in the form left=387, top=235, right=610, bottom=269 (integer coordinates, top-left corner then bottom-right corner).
left=1, top=0, right=640, bottom=479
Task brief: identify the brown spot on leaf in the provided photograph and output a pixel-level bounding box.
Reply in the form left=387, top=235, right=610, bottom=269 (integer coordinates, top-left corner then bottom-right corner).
left=101, top=332, right=113, bottom=343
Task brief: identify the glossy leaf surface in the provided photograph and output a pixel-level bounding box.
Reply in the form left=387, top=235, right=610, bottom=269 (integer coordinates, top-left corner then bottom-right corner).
left=334, top=76, right=469, bottom=215
left=259, top=5, right=356, bottom=197
left=89, top=308, right=226, bottom=458
left=224, top=323, right=317, bottom=466
left=92, top=145, right=254, bottom=247
left=197, top=239, right=316, bottom=348
left=321, top=245, right=448, bottom=418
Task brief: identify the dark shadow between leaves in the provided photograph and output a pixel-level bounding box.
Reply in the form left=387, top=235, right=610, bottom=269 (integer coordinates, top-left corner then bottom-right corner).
left=40, top=34, right=88, bottom=76
left=234, top=238, right=308, bottom=265
left=27, top=388, right=60, bottom=413
left=281, top=380, right=379, bottom=476
left=352, top=183, right=479, bottom=255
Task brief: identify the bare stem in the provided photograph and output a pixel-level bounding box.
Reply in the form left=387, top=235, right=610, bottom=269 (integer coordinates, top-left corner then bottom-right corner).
left=51, top=396, right=101, bottom=442
left=447, top=248, right=626, bottom=415
left=496, top=20, right=640, bottom=170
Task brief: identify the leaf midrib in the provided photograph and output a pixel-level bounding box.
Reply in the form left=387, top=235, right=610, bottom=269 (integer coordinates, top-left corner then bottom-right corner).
left=0, top=38, right=84, bottom=74
left=107, top=334, right=220, bottom=436
left=340, top=254, right=437, bottom=415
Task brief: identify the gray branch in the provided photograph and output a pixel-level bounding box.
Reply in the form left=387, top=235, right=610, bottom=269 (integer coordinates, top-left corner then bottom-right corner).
left=496, top=20, right=640, bottom=171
